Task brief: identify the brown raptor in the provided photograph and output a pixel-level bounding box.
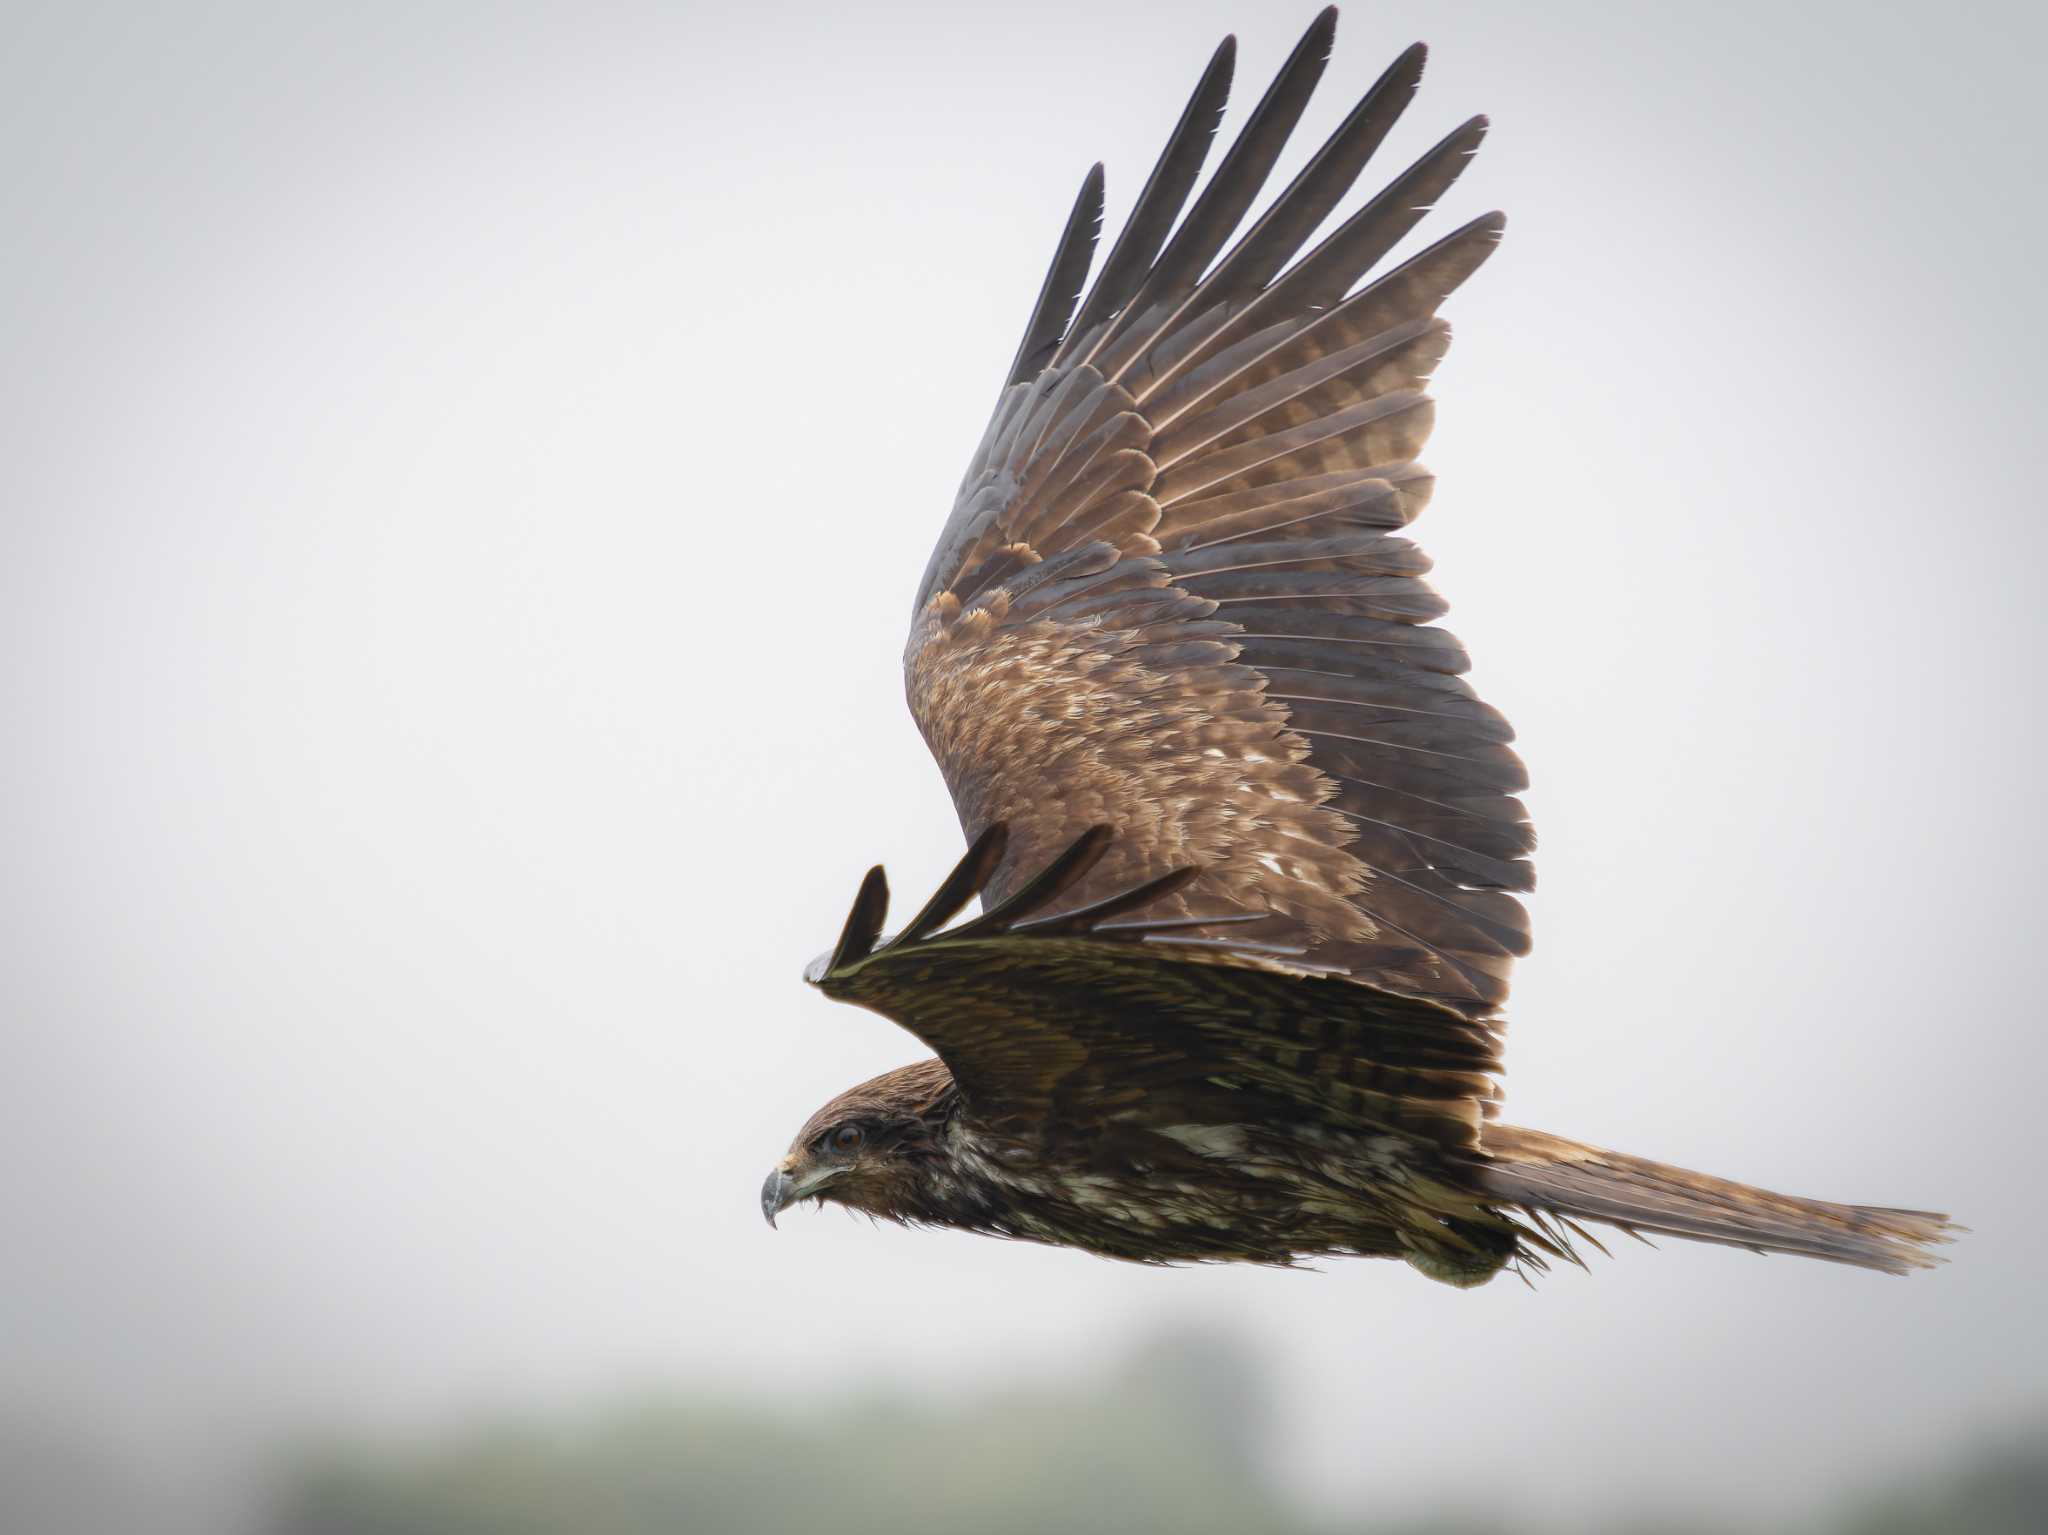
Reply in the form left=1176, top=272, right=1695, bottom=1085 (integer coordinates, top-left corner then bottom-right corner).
left=761, top=7, right=1954, bottom=1286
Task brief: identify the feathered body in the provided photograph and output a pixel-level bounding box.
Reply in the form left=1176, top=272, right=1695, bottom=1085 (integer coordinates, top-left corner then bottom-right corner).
left=816, top=1067, right=1525, bottom=1280
left=760, top=9, right=1955, bottom=1285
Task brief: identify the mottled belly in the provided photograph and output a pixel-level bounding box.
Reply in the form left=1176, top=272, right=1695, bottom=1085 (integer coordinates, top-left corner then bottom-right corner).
left=958, top=1122, right=1419, bottom=1266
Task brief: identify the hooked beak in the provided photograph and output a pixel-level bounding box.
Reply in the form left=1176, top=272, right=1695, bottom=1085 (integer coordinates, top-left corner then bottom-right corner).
left=762, top=1159, right=845, bottom=1228
left=761, top=1166, right=795, bottom=1229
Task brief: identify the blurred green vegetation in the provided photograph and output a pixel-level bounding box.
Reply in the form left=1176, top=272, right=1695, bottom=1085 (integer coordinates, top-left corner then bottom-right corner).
left=270, top=1332, right=1283, bottom=1535
left=259, top=1331, right=2045, bottom=1535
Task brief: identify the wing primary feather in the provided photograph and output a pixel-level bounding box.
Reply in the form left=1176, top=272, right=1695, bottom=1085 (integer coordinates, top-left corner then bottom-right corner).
left=1139, top=933, right=1319, bottom=959
left=1055, top=36, right=1237, bottom=371
left=1007, top=863, right=1203, bottom=934
left=1088, top=909, right=1275, bottom=934
left=1153, top=40, right=1427, bottom=340
left=1139, top=114, right=1491, bottom=402
left=1006, top=163, right=1106, bottom=389
left=885, top=822, right=1011, bottom=948
left=827, top=865, right=890, bottom=973
left=950, top=824, right=1115, bottom=937
left=1085, top=6, right=1338, bottom=376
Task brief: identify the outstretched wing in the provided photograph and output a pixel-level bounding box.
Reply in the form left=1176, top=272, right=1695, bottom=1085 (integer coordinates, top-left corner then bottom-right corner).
left=809, top=825, right=1502, bottom=1154
left=906, top=9, right=1530, bottom=1019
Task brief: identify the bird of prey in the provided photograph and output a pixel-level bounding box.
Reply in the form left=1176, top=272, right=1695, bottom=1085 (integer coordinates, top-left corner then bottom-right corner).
left=761, top=7, right=1953, bottom=1285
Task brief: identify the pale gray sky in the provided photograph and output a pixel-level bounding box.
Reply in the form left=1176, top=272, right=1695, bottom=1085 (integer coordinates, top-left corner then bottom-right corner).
left=3, top=1, right=2044, bottom=1528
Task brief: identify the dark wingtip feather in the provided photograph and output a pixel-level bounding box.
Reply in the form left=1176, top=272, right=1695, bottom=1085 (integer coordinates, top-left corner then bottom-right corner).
left=827, top=865, right=891, bottom=974
left=1181, top=33, right=1431, bottom=317
left=1007, top=163, right=1107, bottom=388
left=1092, top=1, right=1343, bottom=374
left=875, top=828, right=1285, bottom=950
left=1059, top=34, right=1238, bottom=365
left=956, top=824, right=1116, bottom=935
left=889, top=822, right=1011, bottom=947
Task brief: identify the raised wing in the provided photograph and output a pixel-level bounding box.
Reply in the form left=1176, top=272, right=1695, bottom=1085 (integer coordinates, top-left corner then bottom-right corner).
left=809, top=825, right=1502, bottom=1152
left=906, top=9, right=1530, bottom=1019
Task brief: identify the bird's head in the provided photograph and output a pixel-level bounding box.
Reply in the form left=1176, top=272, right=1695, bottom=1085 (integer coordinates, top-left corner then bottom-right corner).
left=761, top=1057, right=958, bottom=1228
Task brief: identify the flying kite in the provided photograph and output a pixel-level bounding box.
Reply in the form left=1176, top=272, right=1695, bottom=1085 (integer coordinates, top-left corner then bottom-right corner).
left=761, top=8, right=1953, bottom=1285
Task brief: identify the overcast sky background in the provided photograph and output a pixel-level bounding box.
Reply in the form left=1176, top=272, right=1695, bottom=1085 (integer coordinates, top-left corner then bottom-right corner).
left=4, top=0, right=2044, bottom=1528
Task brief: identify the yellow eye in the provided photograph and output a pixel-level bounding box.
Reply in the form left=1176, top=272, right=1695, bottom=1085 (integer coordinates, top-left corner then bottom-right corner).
left=831, top=1124, right=865, bottom=1153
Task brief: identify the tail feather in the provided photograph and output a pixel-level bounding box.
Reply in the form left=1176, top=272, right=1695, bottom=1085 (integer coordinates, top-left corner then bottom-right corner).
left=1478, top=1126, right=1956, bottom=1276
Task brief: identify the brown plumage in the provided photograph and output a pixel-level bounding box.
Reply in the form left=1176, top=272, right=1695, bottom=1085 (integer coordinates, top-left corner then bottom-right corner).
left=762, top=8, right=1955, bottom=1285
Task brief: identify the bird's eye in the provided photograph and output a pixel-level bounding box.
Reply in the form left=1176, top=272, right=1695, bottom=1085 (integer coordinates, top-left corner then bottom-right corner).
left=829, top=1123, right=865, bottom=1154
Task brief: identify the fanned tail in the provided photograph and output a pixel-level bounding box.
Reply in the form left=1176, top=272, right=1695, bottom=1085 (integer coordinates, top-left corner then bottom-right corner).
left=1478, top=1126, right=1956, bottom=1276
